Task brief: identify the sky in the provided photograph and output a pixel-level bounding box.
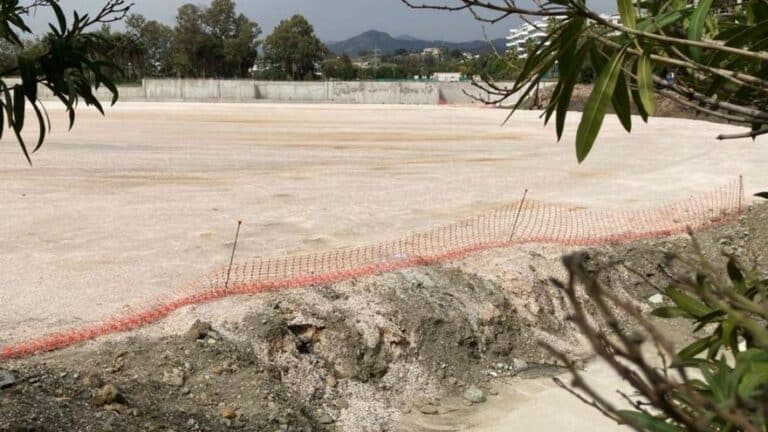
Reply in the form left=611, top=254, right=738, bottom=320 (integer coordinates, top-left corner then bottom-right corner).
left=25, top=0, right=615, bottom=42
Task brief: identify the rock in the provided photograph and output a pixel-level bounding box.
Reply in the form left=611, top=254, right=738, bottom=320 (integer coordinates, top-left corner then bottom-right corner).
left=188, top=320, right=218, bottom=340
left=93, top=384, right=123, bottom=406
left=0, top=370, right=17, bottom=389
left=648, top=294, right=665, bottom=304
left=221, top=407, right=237, bottom=419
left=412, top=396, right=431, bottom=408
left=438, top=405, right=460, bottom=415
left=317, top=411, right=335, bottom=424
left=512, top=358, right=529, bottom=372
left=162, top=369, right=185, bottom=387
left=103, top=403, right=129, bottom=415
left=488, top=388, right=499, bottom=396
left=419, top=404, right=439, bottom=415
left=463, top=385, right=486, bottom=404
left=326, top=375, right=337, bottom=389
left=82, top=373, right=104, bottom=389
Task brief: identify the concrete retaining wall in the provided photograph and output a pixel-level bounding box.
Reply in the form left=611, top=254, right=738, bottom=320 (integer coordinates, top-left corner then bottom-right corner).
left=29, top=78, right=524, bottom=106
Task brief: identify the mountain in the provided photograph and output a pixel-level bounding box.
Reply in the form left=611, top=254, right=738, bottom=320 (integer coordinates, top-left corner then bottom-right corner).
left=326, top=30, right=507, bottom=56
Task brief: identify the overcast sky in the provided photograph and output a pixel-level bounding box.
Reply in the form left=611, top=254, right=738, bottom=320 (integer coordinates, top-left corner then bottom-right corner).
left=25, top=1, right=615, bottom=42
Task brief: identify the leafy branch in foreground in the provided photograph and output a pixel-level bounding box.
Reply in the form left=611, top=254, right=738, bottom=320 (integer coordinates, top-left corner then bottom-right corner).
left=545, top=243, right=768, bottom=432
left=402, top=0, right=768, bottom=162
left=0, top=0, right=133, bottom=164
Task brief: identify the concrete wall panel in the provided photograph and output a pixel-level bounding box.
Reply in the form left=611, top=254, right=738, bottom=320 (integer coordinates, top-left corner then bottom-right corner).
left=31, top=78, right=529, bottom=106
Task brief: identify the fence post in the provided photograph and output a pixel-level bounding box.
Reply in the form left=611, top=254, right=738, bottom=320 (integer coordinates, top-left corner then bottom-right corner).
left=738, top=175, right=744, bottom=213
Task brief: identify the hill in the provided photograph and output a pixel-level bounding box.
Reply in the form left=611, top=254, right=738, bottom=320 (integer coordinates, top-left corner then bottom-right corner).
left=326, top=30, right=507, bottom=56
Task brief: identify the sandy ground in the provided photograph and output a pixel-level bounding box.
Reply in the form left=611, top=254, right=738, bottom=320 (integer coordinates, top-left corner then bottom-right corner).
left=1, top=103, right=765, bottom=346
left=401, top=360, right=630, bottom=432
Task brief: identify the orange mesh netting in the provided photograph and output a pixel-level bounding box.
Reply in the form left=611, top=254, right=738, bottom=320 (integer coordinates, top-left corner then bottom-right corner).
left=0, top=178, right=745, bottom=360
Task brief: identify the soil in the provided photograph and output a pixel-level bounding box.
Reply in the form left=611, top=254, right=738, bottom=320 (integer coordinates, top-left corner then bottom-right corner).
left=1, top=202, right=766, bottom=432
left=528, top=84, right=734, bottom=124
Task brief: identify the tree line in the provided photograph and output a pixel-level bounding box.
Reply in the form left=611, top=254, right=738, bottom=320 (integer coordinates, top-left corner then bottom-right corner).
left=0, top=0, right=520, bottom=84
left=0, top=0, right=328, bottom=82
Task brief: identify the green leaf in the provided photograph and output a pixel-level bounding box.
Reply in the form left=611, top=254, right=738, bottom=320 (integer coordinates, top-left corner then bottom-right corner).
left=688, top=0, right=714, bottom=60
left=31, top=102, right=46, bottom=153
left=636, top=52, right=656, bottom=116
left=726, top=257, right=747, bottom=292
left=575, top=47, right=627, bottom=163
left=677, top=336, right=713, bottom=361
left=612, top=70, right=633, bottom=133
left=618, top=411, right=683, bottom=432
left=617, top=0, right=637, bottom=29
left=18, top=57, right=38, bottom=102
left=49, top=0, right=68, bottom=34
left=13, top=86, right=25, bottom=133
left=637, top=9, right=690, bottom=32
left=556, top=41, right=591, bottom=140
left=0, top=101, right=4, bottom=140
left=651, top=307, right=690, bottom=318
left=666, top=287, right=713, bottom=318
left=631, top=89, right=649, bottom=122
left=722, top=318, right=739, bottom=353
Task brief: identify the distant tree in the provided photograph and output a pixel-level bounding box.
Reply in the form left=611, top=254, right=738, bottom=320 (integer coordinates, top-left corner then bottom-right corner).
left=225, top=13, right=261, bottom=77
left=171, top=1, right=259, bottom=78
left=97, top=22, right=143, bottom=82
left=322, top=54, right=358, bottom=80
left=172, top=4, right=205, bottom=77
left=138, top=19, right=175, bottom=77
left=0, top=0, right=131, bottom=163
left=0, top=39, right=20, bottom=71
left=263, top=15, right=328, bottom=80
left=394, top=48, right=409, bottom=56
left=449, top=48, right=464, bottom=60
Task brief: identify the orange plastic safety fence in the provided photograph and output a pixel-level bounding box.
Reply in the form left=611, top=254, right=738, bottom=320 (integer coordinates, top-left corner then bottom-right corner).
left=0, top=179, right=745, bottom=361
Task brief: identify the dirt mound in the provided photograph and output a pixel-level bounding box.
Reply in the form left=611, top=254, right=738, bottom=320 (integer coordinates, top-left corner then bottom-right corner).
left=2, top=203, right=766, bottom=431
left=526, top=84, right=732, bottom=124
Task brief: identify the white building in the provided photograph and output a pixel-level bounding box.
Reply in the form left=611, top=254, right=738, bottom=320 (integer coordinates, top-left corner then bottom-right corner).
left=432, top=72, right=462, bottom=82
left=506, top=15, right=619, bottom=59
left=506, top=21, right=550, bottom=59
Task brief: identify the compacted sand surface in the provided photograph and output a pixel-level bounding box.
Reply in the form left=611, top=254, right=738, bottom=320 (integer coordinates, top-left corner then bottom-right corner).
left=0, top=103, right=764, bottom=345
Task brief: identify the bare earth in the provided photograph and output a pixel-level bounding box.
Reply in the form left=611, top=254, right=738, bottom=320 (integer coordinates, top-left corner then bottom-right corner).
left=0, top=103, right=768, bottom=432
left=0, top=102, right=765, bottom=346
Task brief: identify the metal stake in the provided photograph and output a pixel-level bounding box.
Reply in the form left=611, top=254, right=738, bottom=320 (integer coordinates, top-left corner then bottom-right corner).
left=225, top=221, right=243, bottom=290
left=508, top=189, right=529, bottom=243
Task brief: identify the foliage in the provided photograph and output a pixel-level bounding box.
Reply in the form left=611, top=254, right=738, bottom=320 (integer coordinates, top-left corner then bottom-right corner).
left=124, top=14, right=175, bottom=78
left=170, top=0, right=260, bottom=78
left=262, top=15, right=327, bottom=80
left=466, top=52, right=521, bottom=82
left=321, top=54, right=358, bottom=80
left=0, top=0, right=131, bottom=163
left=547, top=244, right=768, bottom=432
left=402, top=0, right=768, bottom=162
